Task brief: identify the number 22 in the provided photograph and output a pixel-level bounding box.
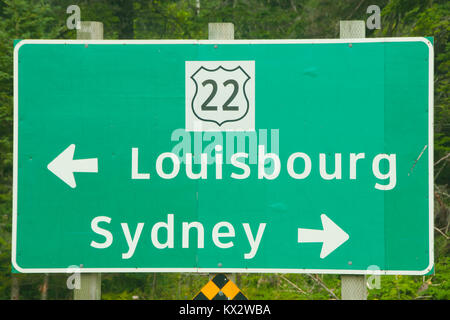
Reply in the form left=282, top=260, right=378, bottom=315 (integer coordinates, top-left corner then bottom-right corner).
left=201, top=79, right=239, bottom=111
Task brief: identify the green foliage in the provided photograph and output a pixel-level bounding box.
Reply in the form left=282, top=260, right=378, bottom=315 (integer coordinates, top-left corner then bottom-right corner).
left=379, top=0, right=450, bottom=185
left=0, top=0, right=448, bottom=300
left=367, top=256, right=450, bottom=300
left=101, top=273, right=211, bottom=300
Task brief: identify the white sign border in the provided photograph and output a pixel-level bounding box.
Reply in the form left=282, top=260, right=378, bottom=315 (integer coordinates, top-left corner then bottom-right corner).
left=12, top=38, right=434, bottom=275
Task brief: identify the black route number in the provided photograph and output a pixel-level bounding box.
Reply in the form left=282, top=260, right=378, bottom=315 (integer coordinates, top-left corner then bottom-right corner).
left=201, top=79, right=239, bottom=111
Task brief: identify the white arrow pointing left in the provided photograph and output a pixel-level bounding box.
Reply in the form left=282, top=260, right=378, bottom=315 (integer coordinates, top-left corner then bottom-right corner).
left=47, top=144, right=98, bottom=188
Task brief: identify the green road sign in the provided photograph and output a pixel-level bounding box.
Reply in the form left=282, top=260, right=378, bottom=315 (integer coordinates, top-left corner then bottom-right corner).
left=13, top=38, right=433, bottom=275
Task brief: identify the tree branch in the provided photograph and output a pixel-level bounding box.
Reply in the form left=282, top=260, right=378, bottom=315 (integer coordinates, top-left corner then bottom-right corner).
left=307, top=274, right=339, bottom=300
left=434, top=227, right=449, bottom=240
left=279, top=274, right=307, bottom=295
left=435, top=153, right=450, bottom=166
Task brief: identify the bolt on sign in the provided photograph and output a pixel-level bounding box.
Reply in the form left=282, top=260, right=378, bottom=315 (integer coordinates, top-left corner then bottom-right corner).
left=193, top=274, right=247, bottom=300
left=13, top=38, right=433, bottom=275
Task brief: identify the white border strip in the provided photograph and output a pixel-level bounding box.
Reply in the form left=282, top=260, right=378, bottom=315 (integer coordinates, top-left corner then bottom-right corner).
left=12, top=38, right=434, bottom=274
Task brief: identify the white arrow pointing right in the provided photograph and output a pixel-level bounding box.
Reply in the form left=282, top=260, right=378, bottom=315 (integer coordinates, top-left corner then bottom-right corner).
left=298, top=214, right=349, bottom=259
